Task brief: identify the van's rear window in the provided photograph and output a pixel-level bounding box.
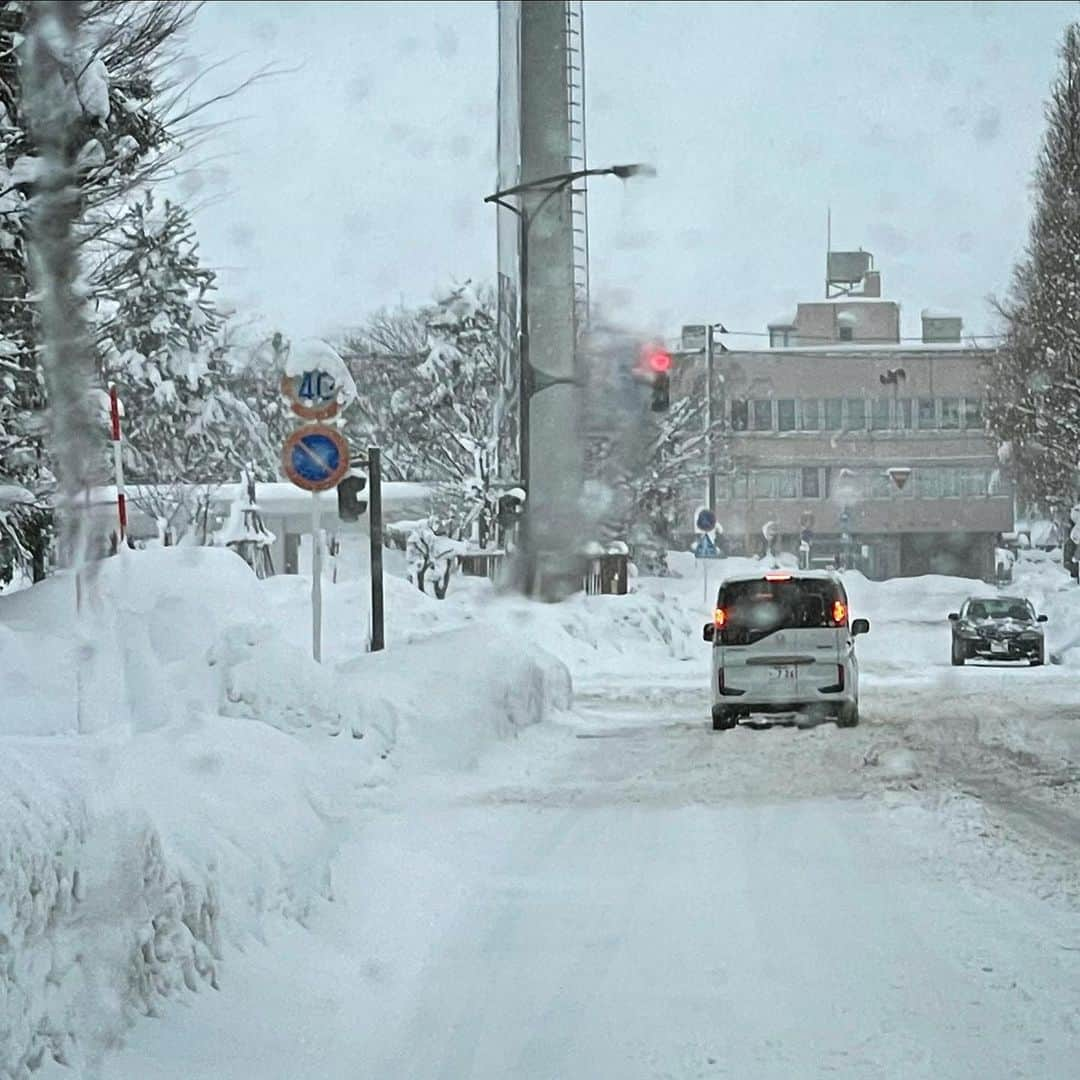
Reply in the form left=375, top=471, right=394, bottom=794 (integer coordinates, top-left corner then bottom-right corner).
left=718, top=579, right=844, bottom=644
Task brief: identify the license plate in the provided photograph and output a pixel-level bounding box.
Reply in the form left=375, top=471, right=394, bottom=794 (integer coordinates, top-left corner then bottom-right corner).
left=990, top=641, right=1008, bottom=654
left=770, top=666, right=797, bottom=680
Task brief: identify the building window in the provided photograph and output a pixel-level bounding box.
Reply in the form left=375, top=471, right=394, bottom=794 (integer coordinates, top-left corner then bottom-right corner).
left=752, top=469, right=800, bottom=498
left=777, top=399, right=796, bottom=431
left=896, top=398, right=913, bottom=429
left=838, top=325, right=853, bottom=342
left=870, top=398, right=891, bottom=430
left=731, top=399, right=749, bottom=431
left=801, top=466, right=820, bottom=498
left=917, top=467, right=975, bottom=498
left=752, top=399, right=773, bottom=431
left=847, top=398, right=867, bottom=430
left=918, top=469, right=941, bottom=498
left=917, top=397, right=937, bottom=429
left=824, top=398, right=843, bottom=430
left=801, top=399, right=820, bottom=430
left=769, top=329, right=791, bottom=347
left=751, top=471, right=774, bottom=498
left=964, top=397, right=983, bottom=430
left=940, top=397, right=961, bottom=429
left=868, top=470, right=893, bottom=499
left=960, top=468, right=988, bottom=497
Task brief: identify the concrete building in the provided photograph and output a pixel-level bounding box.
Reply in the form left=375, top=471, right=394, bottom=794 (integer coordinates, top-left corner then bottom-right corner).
left=679, top=255, right=1012, bottom=580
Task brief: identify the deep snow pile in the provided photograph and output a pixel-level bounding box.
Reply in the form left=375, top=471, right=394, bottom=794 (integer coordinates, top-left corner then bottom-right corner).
left=0, top=548, right=571, bottom=1077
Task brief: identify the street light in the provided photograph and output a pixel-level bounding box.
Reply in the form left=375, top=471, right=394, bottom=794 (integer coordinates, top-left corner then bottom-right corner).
left=484, top=162, right=656, bottom=497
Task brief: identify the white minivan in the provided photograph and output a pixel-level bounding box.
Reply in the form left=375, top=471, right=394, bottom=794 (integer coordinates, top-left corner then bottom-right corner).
left=702, top=570, right=870, bottom=730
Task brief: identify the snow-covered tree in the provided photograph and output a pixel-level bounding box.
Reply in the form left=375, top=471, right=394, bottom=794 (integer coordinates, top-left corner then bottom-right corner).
left=987, top=22, right=1080, bottom=514
left=586, top=393, right=715, bottom=574
left=341, top=281, right=504, bottom=544
left=338, top=304, right=429, bottom=481
left=93, top=194, right=270, bottom=539
left=0, top=1, right=246, bottom=579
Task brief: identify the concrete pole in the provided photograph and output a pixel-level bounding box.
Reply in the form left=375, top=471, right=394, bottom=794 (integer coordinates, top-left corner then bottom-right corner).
left=519, top=1, right=582, bottom=599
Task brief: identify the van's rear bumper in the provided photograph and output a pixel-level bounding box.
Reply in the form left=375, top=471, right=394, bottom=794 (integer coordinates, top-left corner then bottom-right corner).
left=710, top=695, right=857, bottom=713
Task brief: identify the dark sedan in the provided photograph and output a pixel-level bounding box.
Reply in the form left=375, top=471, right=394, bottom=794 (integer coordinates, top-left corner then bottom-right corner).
left=948, top=597, right=1047, bottom=666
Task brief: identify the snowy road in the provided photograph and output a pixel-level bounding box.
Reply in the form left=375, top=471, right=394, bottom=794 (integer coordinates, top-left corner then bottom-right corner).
left=102, top=654, right=1080, bottom=1080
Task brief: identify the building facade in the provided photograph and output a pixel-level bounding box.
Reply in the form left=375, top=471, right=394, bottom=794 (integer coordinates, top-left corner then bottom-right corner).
left=679, top=256, right=1012, bottom=580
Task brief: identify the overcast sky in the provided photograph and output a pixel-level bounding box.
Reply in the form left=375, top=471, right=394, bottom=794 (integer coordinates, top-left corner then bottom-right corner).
left=179, top=1, right=1079, bottom=347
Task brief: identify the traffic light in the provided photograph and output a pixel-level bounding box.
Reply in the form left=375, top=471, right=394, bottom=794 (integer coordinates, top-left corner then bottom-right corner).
left=651, top=370, right=670, bottom=411
left=644, top=345, right=672, bottom=412
left=337, top=472, right=368, bottom=521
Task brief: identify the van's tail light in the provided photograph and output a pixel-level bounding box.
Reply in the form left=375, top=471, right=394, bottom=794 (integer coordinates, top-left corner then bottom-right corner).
left=832, top=600, right=848, bottom=625
left=713, top=607, right=726, bottom=628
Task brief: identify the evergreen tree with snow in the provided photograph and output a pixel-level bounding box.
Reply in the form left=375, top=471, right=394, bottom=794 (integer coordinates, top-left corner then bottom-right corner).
left=342, top=282, right=504, bottom=545
left=94, top=194, right=268, bottom=540
left=0, top=2, right=228, bottom=579
left=987, top=23, right=1080, bottom=515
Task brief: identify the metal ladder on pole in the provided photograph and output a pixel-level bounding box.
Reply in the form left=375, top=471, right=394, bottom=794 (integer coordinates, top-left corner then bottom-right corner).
left=564, top=0, right=590, bottom=337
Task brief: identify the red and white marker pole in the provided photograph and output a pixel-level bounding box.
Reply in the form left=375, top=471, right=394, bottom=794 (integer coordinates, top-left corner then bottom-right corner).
left=109, top=384, right=127, bottom=545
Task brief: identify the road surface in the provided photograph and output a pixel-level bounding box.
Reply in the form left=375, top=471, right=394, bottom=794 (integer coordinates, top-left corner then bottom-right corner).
left=102, top=649, right=1080, bottom=1080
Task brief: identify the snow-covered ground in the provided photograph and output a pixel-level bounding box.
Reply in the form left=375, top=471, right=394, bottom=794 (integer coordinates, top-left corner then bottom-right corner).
left=4, top=546, right=1080, bottom=1078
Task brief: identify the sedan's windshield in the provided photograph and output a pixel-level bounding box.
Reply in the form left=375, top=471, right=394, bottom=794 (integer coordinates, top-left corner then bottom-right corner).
left=967, top=599, right=1035, bottom=621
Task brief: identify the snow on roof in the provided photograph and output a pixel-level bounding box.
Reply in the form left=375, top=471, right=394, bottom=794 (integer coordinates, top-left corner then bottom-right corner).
left=760, top=340, right=985, bottom=354
left=921, top=308, right=961, bottom=320
left=836, top=311, right=858, bottom=326
left=74, top=481, right=433, bottom=514
left=766, top=313, right=797, bottom=328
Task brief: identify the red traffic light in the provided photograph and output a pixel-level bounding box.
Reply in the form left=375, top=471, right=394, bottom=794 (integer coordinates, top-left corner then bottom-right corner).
left=646, top=347, right=672, bottom=373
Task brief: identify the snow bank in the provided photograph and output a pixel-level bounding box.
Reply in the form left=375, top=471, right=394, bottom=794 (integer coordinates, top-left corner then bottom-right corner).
left=340, top=626, right=572, bottom=773
left=0, top=548, right=572, bottom=1075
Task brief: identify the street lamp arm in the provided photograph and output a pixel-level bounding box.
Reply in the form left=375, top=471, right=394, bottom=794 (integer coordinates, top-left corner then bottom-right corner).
left=486, top=195, right=522, bottom=217
left=484, top=162, right=654, bottom=204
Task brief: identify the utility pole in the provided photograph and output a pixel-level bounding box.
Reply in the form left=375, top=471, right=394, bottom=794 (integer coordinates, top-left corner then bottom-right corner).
left=705, top=325, right=716, bottom=513
left=699, top=323, right=727, bottom=511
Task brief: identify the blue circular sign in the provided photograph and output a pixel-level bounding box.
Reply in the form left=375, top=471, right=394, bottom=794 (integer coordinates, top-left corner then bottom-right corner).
left=282, top=425, right=350, bottom=491
left=696, top=508, right=717, bottom=532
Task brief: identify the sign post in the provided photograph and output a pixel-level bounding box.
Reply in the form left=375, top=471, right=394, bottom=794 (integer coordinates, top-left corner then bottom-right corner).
left=282, top=421, right=350, bottom=663
left=368, top=446, right=384, bottom=653
left=108, top=385, right=127, bottom=547
left=311, top=492, right=322, bottom=662
left=693, top=513, right=720, bottom=607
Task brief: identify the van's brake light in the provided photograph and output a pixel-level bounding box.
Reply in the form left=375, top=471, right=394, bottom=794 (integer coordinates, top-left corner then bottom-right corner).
left=764, top=572, right=792, bottom=582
